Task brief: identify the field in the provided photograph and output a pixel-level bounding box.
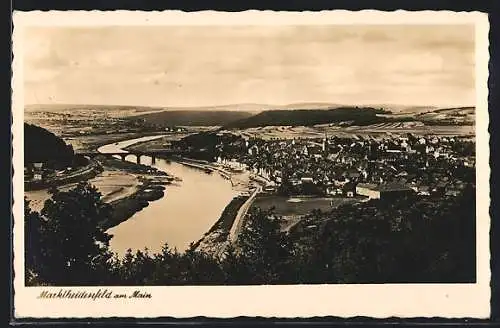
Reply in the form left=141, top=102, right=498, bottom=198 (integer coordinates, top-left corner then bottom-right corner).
left=251, top=195, right=358, bottom=217
left=228, top=123, right=475, bottom=141
left=88, top=171, right=140, bottom=203
left=25, top=169, right=141, bottom=212
left=63, top=132, right=165, bottom=152
left=123, top=133, right=194, bottom=152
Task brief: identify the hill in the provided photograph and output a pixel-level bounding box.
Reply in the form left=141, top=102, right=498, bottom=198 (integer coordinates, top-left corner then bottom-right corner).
left=24, top=123, right=74, bottom=166
left=225, top=107, right=391, bottom=129
left=131, top=110, right=255, bottom=127
left=24, top=102, right=341, bottom=113
left=24, top=104, right=164, bottom=113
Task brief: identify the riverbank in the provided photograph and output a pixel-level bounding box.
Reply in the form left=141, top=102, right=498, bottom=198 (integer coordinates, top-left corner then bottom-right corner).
left=101, top=181, right=167, bottom=231
left=96, top=135, right=268, bottom=255
left=192, top=195, right=249, bottom=257
left=64, top=131, right=168, bottom=152
left=117, top=135, right=241, bottom=182
left=94, top=156, right=175, bottom=230
left=167, top=158, right=273, bottom=255
left=121, top=133, right=191, bottom=152
left=96, top=155, right=171, bottom=177
left=25, top=159, right=103, bottom=192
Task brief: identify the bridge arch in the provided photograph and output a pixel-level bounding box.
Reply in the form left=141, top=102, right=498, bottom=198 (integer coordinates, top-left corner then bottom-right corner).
left=76, top=149, right=183, bottom=164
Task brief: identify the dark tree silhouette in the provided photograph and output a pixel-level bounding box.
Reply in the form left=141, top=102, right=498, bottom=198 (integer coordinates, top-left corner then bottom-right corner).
left=24, top=123, right=74, bottom=168
left=32, top=182, right=114, bottom=285
left=24, top=198, right=45, bottom=285
left=236, top=208, right=293, bottom=284
left=25, top=182, right=475, bottom=286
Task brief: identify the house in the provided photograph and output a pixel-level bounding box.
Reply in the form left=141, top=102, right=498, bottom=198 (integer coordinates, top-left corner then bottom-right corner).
left=31, top=162, right=44, bottom=181
left=308, top=145, right=323, bottom=155
left=24, top=167, right=33, bottom=180
left=326, top=186, right=336, bottom=196
left=464, top=160, right=474, bottom=168
left=342, top=182, right=357, bottom=198
left=348, top=171, right=361, bottom=180
left=264, top=185, right=276, bottom=193
left=327, top=153, right=338, bottom=161
left=356, top=183, right=380, bottom=199
left=378, top=183, right=414, bottom=200
left=417, top=186, right=431, bottom=196
left=445, top=189, right=461, bottom=197
left=248, top=145, right=259, bottom=155
left=301, top=175, right=314, bottom=184
left=432, top=182, right=447, bottom=195
left=410, top=183, right=430, bottom=196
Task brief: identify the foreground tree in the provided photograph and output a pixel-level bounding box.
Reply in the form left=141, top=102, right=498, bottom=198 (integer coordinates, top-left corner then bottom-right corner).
left=34, top=182, right=114, bottom=285
left=24, top=198, right=45, bottom=285
left=235, top=208, right=293, bottom=284
left=304, top=188, right=477, bottom=284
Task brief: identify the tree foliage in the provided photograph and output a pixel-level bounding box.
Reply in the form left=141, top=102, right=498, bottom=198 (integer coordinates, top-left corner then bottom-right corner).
left=27, top=182, right=114, bottom=285
left=25, top=182, right=476, bottom=286
left=226, top=107, right=391, bottom=129
left=24, top=123, right=74, bottom=167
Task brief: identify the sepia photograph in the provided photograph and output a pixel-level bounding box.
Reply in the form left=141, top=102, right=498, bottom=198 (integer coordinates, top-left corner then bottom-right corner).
left=12, top=10, right=490, bottom=319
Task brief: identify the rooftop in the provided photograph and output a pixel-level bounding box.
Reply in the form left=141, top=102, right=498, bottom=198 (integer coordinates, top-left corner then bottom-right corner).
left=357, top=183, right=379, bottom=190
left=379, top=183, right=413, bottom=192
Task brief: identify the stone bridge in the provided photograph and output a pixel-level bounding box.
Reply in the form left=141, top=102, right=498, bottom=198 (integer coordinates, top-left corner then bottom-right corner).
left=77, top=150, right=188, bottom=164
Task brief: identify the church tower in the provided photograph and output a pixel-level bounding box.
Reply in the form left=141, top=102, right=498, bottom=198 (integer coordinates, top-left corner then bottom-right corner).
left=323, top=131, right=329, bottom=156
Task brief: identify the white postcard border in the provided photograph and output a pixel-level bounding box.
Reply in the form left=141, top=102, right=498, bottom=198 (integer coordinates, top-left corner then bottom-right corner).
left=12, top=10, right=491, bottom=319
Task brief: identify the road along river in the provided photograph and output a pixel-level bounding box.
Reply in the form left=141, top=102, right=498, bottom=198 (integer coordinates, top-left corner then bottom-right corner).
left=98, top=136, right=240, bottom=257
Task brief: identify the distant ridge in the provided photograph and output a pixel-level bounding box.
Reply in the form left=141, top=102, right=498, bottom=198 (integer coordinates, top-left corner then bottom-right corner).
left=25, top=102, right=473, bottom=114
left=132, top=110, right=255, bottom=127
left=24, top=104, right=167, bottom=113
left=225, top=107, right=391, bottom=129
left=224, top=105, right=475, bottom=129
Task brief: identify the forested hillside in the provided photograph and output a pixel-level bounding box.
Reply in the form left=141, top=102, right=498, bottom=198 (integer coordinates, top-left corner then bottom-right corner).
left=225, top=107, right=393, bottom=128
left=131, top=110, right=254, bottom=127
left=24, top=123, right=74, bottom=166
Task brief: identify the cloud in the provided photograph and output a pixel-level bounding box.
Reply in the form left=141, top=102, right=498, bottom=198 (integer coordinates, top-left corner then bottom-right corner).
left=22, top=25, right=475, bottom=107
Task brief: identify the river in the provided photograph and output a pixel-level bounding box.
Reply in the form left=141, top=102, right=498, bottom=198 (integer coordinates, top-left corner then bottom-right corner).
left=98, top=135, right=240, bottom=257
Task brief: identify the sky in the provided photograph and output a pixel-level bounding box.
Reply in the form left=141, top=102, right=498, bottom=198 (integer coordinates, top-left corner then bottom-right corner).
left=23, top=25, right=475, bottom=108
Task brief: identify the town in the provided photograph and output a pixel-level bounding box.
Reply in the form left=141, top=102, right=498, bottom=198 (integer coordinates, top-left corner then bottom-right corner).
left=173, top=131, right=475, bottom=202
left=162, top=129, right=477, bottom=268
